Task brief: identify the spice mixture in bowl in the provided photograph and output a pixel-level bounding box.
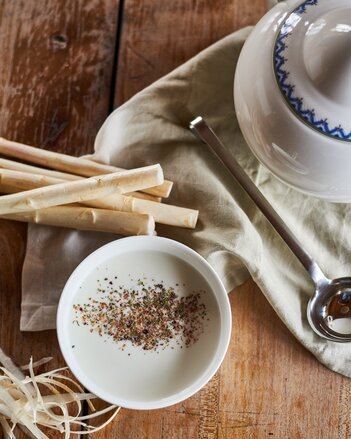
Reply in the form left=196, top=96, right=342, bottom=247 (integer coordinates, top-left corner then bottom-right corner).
left=57, top=236, right=231, bottom=409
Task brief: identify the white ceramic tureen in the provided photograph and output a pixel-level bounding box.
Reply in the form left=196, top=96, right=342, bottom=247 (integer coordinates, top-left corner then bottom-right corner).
left=234, top=0, right=351, bottom=202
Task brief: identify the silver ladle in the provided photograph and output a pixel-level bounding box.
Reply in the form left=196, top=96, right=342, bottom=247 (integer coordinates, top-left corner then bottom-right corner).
left=190, top=116, right=351, bottom=342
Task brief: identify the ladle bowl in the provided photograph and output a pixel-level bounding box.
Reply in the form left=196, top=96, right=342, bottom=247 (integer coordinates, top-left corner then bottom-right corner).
left=308, top=277, right=351, bottom=341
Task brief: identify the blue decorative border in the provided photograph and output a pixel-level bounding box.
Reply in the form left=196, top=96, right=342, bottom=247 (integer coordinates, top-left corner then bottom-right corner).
left=273, top=0, right=351, bottom=141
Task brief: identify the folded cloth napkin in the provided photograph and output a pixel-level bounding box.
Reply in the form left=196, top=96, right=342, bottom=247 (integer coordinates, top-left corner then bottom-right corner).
left=20, top=25, right=351, bottom=378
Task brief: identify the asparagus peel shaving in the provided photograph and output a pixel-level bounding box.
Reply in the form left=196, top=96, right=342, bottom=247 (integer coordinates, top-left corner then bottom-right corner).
left=0, top=349, right=119, bottom=438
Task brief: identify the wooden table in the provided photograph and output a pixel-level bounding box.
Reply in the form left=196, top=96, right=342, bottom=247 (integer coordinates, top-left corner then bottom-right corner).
left=0, top=1, right=350, bottom=437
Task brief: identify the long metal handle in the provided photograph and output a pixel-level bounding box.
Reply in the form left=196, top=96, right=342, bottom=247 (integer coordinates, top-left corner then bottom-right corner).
left=189, top=116, right=327, bottom=286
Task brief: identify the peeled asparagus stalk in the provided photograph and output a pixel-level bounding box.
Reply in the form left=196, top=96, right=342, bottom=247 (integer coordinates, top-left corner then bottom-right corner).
left=0, top=164, right=163, bottom=215
left=0, top=137, right=173, bottom=198
left=0, top=157, right=78, bottom=180
left=0, top=158, right=161, bottom=202
left=86, top=196, right=198, bottom=228
left=0, top=169, right=58, bottom=192
left=2, top=206, right=155, bottom=236
left=0, top=169, right=198, bottom=228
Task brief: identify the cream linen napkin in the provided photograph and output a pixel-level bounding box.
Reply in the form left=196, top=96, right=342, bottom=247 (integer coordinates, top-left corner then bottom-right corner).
left=20, top=26, right=351, bottom=378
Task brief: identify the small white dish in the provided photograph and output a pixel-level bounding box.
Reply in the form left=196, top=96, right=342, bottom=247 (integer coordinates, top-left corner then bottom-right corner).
left=57, top=236, right=231, bottom=410
left=234, top=0, right=351, bottom=202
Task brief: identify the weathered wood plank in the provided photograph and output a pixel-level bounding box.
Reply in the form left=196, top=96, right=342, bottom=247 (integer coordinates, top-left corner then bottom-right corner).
left=0, top=0, right=119, bottom=155
left=114, top=0, right=267, bottom=106
left=219, top=281, right=351, bottom=438
left=0, top=0, right=119, bottom=436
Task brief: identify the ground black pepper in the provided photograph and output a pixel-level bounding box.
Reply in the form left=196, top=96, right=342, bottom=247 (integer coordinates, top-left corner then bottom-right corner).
left=73, top=278, right=208, bottom=351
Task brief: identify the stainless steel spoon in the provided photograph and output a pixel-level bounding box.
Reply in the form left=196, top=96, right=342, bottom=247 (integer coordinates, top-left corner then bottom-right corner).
left=190, top=116, right=351, bottom=342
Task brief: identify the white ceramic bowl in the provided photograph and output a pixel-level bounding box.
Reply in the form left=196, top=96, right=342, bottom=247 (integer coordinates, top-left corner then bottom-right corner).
left=57, top=236, right=231, bottom=410
left=234, top=0, right=351, bottom=202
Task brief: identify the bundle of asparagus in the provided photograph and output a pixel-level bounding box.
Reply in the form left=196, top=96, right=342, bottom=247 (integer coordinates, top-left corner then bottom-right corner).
left=0, top=138, right=199, bottom=236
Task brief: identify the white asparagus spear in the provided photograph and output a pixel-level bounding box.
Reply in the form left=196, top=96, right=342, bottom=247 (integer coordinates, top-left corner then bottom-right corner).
left=0, top=157, right=78, bottom=180
left=0, top=169, right=198, bottom=228
left=0, top=164, right=163, bottom=215
left=0, top=137, right=173, bottom=198
left=85, top=196, right=198, bottom=229
left=0, top=170, right=58, bottom=192
left=1, top=205, right=155, bottom=236
left=0, top=158, right=161, bottom=202
left=123, top=192, right=162, bottom=202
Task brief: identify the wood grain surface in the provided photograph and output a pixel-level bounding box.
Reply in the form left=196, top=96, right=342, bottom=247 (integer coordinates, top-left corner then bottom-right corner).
left=0, top=0, right=350, bottom=438
left=114, top=0, right=267, bottom=106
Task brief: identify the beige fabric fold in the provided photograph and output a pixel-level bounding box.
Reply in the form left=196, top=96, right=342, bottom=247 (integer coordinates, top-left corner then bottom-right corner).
left=21, top=26, right=351, bottom=378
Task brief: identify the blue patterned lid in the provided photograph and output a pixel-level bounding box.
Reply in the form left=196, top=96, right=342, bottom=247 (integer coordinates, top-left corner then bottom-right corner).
left=274, top=0, right=351, bottom=141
